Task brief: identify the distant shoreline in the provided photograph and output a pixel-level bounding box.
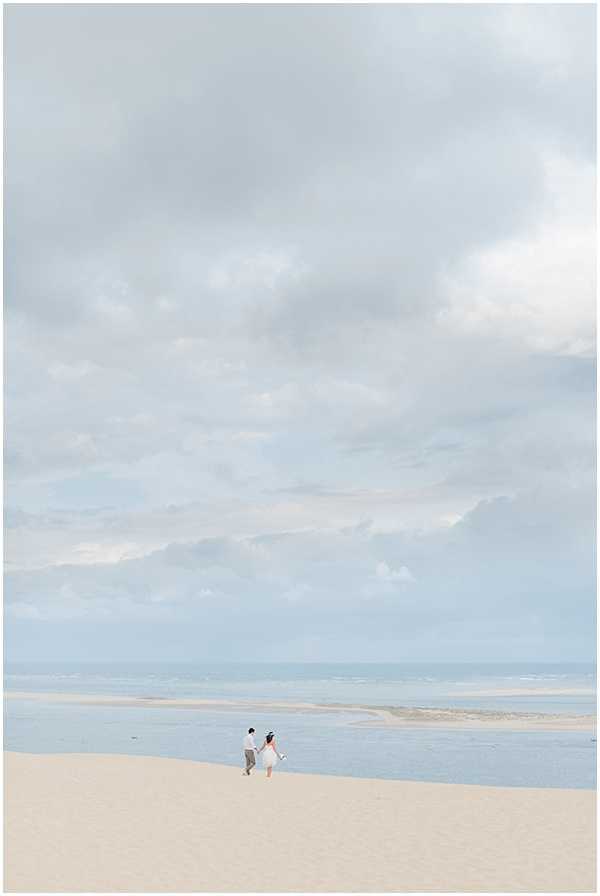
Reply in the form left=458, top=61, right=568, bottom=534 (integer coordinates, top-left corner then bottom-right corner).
left=5, top=690, right=596, bottom=731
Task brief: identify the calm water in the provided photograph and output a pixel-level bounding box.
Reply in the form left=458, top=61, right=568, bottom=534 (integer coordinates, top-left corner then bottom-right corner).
left=4, top=661, right=596, bottom=711
left=4, top=662, right=596, bottom=789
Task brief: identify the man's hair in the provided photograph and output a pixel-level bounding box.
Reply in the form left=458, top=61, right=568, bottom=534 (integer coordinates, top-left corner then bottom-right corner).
left=248, top=727, right=255, bottom=734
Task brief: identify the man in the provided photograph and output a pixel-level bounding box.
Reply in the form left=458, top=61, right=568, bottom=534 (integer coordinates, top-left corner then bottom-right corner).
left=243, top=727, right=258, bottom=775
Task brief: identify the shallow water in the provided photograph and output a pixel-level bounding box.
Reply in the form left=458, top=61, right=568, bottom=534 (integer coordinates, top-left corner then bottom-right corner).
left=4, top=660, right=596, bottom=714
left=5, top=695, right=596, bottom=789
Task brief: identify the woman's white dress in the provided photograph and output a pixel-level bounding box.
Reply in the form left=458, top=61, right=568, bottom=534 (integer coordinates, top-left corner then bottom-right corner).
left=262, top=744, right=278, bottom=768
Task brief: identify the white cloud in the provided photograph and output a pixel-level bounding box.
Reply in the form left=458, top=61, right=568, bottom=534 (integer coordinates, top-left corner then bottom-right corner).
left=48, top=360, right=97, bottom=381
left=375, top=561, right=416, bottom=585
left=438, top=154, right=595, bottom=357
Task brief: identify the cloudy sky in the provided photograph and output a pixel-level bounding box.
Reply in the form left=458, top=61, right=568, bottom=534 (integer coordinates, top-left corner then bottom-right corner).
left=5, top=4, right=596, bottom=662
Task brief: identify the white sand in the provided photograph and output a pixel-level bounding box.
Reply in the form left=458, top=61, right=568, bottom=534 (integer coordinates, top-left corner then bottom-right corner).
left=5, top=752, right=596, bottom=892
left=6, top=691, right=596, bottom=730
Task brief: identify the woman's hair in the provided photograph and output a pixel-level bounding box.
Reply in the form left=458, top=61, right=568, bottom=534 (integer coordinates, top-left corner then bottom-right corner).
left=265, top=731, right=274, bottom=743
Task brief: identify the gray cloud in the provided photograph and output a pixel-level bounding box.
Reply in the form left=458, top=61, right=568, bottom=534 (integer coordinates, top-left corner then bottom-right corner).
left=4, top=4, right=595, bottom=661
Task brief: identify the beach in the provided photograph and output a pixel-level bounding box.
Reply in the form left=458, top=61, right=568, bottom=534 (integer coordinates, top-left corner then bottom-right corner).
left=5, top=751, right=596, bottom=892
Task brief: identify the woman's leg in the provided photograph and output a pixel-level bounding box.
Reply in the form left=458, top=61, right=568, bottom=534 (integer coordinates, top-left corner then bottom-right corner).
left=267, top=766, right=272, bottom=778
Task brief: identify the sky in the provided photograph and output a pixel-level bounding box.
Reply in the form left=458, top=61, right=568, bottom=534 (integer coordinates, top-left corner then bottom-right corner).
left=4, top=4, right=596, bottom=663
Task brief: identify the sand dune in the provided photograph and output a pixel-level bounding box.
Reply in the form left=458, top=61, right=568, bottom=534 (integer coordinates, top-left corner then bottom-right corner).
left=5, top=690, right=596, bottom=730
left=4, top=752, right=596, bottom=892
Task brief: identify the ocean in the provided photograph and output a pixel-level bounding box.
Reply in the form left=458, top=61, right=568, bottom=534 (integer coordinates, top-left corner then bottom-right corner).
left=4, top=661, right=596, bottom=789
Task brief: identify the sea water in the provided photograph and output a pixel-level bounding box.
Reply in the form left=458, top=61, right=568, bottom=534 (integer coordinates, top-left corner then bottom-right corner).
left=4, top=662, right=596, bottom=788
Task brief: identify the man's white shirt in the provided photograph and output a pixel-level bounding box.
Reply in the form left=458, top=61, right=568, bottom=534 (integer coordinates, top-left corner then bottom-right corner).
left=243, top=733, right=257, bottom=751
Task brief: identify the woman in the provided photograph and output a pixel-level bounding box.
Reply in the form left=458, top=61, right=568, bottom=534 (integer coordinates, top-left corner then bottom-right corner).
left=258, top=731, right=285, bottom=778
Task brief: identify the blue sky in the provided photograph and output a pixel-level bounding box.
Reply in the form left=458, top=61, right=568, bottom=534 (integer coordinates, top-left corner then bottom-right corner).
left=4, top=4, right=596, bottom=662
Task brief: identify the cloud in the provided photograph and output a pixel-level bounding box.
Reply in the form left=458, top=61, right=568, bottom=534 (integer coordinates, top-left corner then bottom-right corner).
left=4, top=4, right=595, bottom=661
left=375, top=562, right=416, bottom=586
left=4, top=482, right=594, bottom=660
left=438, top=154, right=596, bottom=357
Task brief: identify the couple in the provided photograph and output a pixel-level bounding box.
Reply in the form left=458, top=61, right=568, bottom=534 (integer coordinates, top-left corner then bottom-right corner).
left=243, top=728, right=286, bottom=778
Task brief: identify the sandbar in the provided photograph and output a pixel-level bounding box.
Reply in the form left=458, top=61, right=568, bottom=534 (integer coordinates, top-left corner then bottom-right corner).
left=5, top=690, right=596, bottom=731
